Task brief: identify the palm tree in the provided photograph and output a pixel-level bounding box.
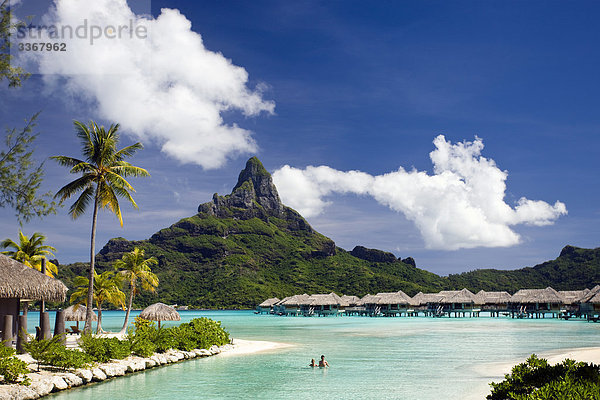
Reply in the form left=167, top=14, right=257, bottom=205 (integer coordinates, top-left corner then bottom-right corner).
left=71, top=270, right=126, bottom=334
left=114, top=247, right=159, bottom=334
left=1, top=231, right=58, bottom=277
left=52, top=121, right=149, bottom=333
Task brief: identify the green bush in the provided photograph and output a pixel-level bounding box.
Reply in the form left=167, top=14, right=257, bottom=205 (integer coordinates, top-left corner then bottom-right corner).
left=0, top=343, right=30, bottom=385
left=488, top=354, right=600, bottom=400
left=128, top=317, right=230, bottom=355
left=24, top=336, right=92, bottom=371
left=78, top=334, right=131, bottom=363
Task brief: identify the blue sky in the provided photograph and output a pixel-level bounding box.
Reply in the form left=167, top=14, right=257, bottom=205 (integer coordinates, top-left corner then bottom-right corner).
left=1, top=0, right=599, bottom=275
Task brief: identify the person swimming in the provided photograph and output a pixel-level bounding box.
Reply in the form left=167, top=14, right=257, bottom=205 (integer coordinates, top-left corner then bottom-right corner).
left=309, top=358, right=317, bottom=367
left=318, top=355, right=329, bottom=368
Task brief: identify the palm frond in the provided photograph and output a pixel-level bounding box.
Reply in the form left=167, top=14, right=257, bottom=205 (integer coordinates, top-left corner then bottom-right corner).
left=114, top=142, right=143, bottom=160
left=54, top=174, right=95, bottom=202
left=68, top=186, right=95, bottom=219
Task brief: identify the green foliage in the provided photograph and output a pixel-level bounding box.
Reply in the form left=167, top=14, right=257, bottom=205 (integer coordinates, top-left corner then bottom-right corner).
left=0, top=342, right=30, bottom=385
left=128, top=317, right=229, bottom=355
left=78, top=334, right=131, bottom=363
left=1, top=230, right=58, bottom=276
left=488, top=354, right=600, bottom=400
left=24, top=335, right=92, bottom=371
left=0, top=0, right=30, bottom=87
left=0, top=113, right=56, bottom=223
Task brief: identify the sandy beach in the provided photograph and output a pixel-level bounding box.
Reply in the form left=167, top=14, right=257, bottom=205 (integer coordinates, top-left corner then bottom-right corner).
left=220, top=338, right=294, bottom=356
left=466, top=346, right=600, bottom=399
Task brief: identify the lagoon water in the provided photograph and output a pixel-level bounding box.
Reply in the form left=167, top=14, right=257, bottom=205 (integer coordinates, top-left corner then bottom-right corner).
left=32, top=310, right=600, bottom=399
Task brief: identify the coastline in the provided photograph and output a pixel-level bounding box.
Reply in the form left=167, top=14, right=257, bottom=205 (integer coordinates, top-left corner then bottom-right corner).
left=0, top=338, right=290, bottom=399
left=467, top=346, right=600, bottom=399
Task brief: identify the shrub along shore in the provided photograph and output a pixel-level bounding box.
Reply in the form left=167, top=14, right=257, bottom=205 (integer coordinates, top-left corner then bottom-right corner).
left=0, top=317, right=232, bottom=398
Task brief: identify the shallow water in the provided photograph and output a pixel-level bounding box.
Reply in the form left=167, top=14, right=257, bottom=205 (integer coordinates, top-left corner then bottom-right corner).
left=31, top=310, right=600, bottom=399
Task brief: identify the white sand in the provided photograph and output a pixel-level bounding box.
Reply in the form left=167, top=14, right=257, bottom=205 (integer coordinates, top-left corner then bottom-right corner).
left=219, top=338, right=294, bottom=357
left=467, top=346, right=600, bottom=399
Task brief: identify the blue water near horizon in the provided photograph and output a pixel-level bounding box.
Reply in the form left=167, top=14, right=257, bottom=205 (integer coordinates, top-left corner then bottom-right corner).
left=34, top=310, right=600, bottom=400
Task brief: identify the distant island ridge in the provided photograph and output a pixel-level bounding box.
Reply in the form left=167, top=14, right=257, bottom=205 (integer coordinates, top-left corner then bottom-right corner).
left=56, top=157, right=600, bottom=309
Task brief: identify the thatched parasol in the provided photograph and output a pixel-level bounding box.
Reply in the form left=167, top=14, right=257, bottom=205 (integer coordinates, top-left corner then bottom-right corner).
left=139, top=302, right=181, bottom=328
left=0, top=254, right=67, bottom=301
left=64, top=304, right=97, bottom=329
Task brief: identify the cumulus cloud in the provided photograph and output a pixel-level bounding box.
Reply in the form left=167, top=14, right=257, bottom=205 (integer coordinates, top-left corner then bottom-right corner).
left=272, top=135, right=567, bottom=250
left=22, top=0, right=274, bottom=169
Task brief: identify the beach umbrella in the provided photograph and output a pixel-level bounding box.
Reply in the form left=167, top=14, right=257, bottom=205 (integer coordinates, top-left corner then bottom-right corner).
left=139, top=302, right=180, bottom=328
left=64, top=304, right=97, bottom=329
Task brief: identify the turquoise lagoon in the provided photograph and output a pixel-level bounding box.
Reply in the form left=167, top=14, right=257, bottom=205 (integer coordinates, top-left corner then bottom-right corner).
left=28, top=310, right=600, bottom=399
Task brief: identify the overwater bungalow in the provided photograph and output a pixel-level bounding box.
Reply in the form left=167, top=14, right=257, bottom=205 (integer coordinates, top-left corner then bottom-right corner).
left=509, top=287, right=565, bottom=318
left=256, top=297, right=280, bottom=314
left=578, top=285, right=600, bottom=321
left=474, top=290, right=512, bottom=317
left=300, top=293, right=346, bottom=316
left=276, top=294, right=310, bottom=316
left=438, top=289, right=478, bottom=317
left=559, top=289, right=590, bottom=317
left=345, top=295, right=367, bottom=315
left=411, top=292, right=443, bottom=315
left=0, top=254, right=67, bottom=346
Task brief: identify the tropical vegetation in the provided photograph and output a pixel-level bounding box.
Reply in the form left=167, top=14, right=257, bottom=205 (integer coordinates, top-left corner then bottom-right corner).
left=1, top=231, right=58, bottom=276
left=0, top=343, right=30, bottom=385
left=70, top=270, right=126, bottom=333
left=114, top=248, right=159, bottom=334
left=19, top=317, right=229, bottom=371
left=488, top=354, right=600, bottom=399
left=52, top=120, right=149, bottom=332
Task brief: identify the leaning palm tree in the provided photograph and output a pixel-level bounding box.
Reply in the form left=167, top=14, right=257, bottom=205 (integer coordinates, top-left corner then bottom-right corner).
left=1, top=231, right=58, bottom=277
left=52, top=121, right=149, bottom=333
left=114, top=247, right=159, bottom=334
left=71, top=270, right=126, bottom=334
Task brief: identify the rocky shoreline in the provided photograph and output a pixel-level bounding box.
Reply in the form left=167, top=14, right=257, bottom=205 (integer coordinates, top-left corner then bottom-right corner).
left=0, top=343, right=234, bottom=399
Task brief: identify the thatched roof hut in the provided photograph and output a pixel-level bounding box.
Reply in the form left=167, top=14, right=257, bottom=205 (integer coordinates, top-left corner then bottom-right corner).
left=439, top=289, right=476, bottom=304
left=139, top=303, right=181, bottom=328
left=340, top=295, right=360, bottom=306
left=0, top=254, right=67, bottom=302
left=559, top=289, right=590, bottom=305
left=474, top=290, right=512, bottom=305
left=510, top=287, right=565, bottom=304
left=278, top=294, right=310, bottom=307
left=64, top=304, right=98, bottom=321
left=411, top=292, right=443, bottom=306
left=374, top=291, right=413, bottom=306
left=258, top=297, right=280, bottom=308
left=305, top=293, right=341, bottom=306
left=580, top=285, right=600, bottom=304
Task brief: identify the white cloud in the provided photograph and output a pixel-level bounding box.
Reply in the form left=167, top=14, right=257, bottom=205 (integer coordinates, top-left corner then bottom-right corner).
left=24, top=0, right=274, bottom=169
left=272, top=135, right=567, bottom=250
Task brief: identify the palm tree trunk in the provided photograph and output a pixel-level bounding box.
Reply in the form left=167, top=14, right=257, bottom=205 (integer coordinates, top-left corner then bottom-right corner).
left=119, top=282, right=135, bottom=334
left=96, top=303, right=103, bottom=334
left=85, top=192, right=100, bottom=333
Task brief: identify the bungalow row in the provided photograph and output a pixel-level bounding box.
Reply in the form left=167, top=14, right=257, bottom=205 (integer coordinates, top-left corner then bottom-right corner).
left=256, top=286, right=600, bottom=319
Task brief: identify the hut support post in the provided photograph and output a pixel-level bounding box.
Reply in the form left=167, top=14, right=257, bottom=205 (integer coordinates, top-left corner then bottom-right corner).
left=2, top=314, right=13, bottom=346
left=40, top=312, right=51, bottom=340
left=40, top=258, right=46, bottom=314
left=16, top=315, right=27, bottom=353
left=54, top=310, right=65, bottom=344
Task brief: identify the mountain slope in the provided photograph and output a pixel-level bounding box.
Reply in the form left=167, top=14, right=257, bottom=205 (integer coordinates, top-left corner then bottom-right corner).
left=447, top=245, right=600, bottom=292
left=59, top=157, right=444, bottom=308
left=56, top=157, right=600, bottom=308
